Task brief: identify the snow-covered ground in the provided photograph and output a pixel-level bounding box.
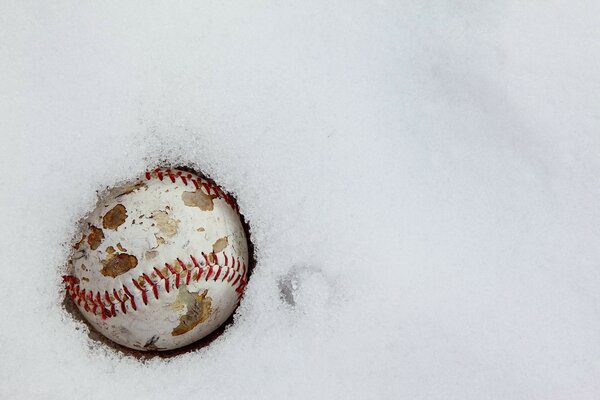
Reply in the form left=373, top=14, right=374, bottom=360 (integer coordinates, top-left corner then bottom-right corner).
left=2, top=1, right=600, bottom=399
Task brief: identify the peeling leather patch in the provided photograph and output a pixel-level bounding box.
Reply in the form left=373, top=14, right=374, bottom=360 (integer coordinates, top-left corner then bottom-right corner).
left=182, top=190, right=215, bottom=211
left=102, top=204, right=128, bottom=230
left=171, top=288, right=212, bottom=336
left=87, top=226, right=104, bottom=250
left=212, top=236, right=228, bottom=253
left=151, top=210, right=180, bottom=238
left=100, top=253, right=138, bottom=277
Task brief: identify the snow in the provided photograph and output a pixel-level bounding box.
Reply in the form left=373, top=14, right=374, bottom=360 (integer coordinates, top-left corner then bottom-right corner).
left=1, top=1, right=600, bottom=399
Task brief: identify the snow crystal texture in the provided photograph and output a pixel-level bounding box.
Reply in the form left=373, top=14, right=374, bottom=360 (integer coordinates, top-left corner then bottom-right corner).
left=1, top=1, right=600, bottom=399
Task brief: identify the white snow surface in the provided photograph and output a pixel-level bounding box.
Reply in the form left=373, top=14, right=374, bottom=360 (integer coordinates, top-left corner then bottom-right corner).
left=1, top=1, right=600, bottom=399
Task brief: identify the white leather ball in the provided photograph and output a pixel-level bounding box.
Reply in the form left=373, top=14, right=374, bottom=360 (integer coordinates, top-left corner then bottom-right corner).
left=64, top=168, right=249, bottom=351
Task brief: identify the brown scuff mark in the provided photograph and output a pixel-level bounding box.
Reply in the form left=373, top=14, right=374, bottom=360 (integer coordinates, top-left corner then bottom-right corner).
left=182, top=190, right=215, bottom=211
left=116, top=243, right=127, bottom=252
left=143, top=335, right=165, bottom=351
left=81, top=277, right=89, bottom=282
left=160, top=265, right=170, bottom=276
left=212, top=237, right=229, bottom=253
left=145, top=250, right=159, bottom=260
left=102, top=204, right=128, bottom=230
left=74, top=234, right=86, bottom=250
left=150, top=210, right=180, bottom=238
left=100, top=253, right=138, bottom=278
left=207, top=253, right=217, bottom=264
left=136, top=275, right=147, bottom=288
left=171, top=288, right=212, bottom=336
left=196, top=227, right=205, bottom=232
left=106, top=246, right=115, bottom=254
left=114, top=182, right=147, bottom=198
left=87, top=225, right=104, bottom=250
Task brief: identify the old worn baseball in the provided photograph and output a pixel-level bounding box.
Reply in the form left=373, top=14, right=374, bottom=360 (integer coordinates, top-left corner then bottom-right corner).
left=63, top=168, right=249, bottom=351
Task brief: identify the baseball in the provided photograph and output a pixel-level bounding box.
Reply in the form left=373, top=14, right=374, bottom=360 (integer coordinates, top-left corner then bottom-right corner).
left=63, top=168, right=249, bottom=351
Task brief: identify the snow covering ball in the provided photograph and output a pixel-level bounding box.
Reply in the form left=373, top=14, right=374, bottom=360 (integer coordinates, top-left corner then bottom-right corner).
left=64, top=168, right=249, bottom=351
left=1, top=1, right=600, bottom=399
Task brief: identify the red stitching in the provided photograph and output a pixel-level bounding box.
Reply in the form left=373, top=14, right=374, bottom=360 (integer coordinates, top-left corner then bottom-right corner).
left=153, top=267, right=169, bottom=293
left=236, top=278, right=246, bottom=294
left=205, top=266, right=214, bottom=281
left=214, top=265, right=223, bottom=281
left=105, top=291, right=116, bottom=317
left=122, top=285, right=137, bottom=311
left=165, top=169, right=176, bottom=183
left=165, top=262, right=176, bottom=274
left=113, top=289, right=127, bottom=314
left=144, top=167, right=239, bottom=211
left=142, top=273, right=159, bottom=300
left=64, top=253, right=247, bottom=319
left=202, top=182, right=211, bottom=195
left=194, top=267, right=203, bottom=281
left=132, top=279, right=148, bottom=305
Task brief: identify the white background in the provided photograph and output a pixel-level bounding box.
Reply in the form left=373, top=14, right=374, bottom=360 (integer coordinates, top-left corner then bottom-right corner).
left=1, top=1, right=600, bottom=399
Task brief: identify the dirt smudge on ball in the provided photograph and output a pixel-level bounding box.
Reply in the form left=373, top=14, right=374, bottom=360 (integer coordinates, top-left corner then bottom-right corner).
left=143, top=335, right=165, bottom=351
left=145, top=250, right=159, bottom=260
left=151, top=210, right=180, bottom=238
left=74, top=234, right=86, bottom=250
left=87, top=225, right=104, bottom=250
left=171, top=288, right=212, bottom=336
left=182, top=190, right=215, bottom=211
left=100, top=253, right=138, bottom=278
left=212, top=236, right=228, bottom=253
left=102, top=204, right=128, bottom=230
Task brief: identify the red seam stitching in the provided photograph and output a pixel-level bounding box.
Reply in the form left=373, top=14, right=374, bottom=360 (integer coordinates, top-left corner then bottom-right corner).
left=132, top=279, right=148, bottom=305
left=64, top=253, right=247, bottom=319
left=153, top=267, right=169, bottom=293
left=144, top=167, right=239, bottom=211
left=122, top=285, right=137, bottom=311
